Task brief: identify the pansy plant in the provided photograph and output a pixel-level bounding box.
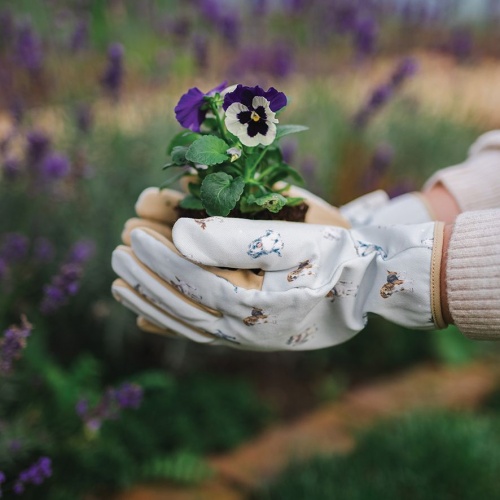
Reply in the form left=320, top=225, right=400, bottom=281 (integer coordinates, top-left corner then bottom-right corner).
left=163, top=82, right=309, bottom=217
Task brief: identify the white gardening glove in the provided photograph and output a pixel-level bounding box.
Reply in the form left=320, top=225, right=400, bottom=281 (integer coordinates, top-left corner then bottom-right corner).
left=111, top=217, right=446, bottom=351
left=338, top=190, right=434, bottom=226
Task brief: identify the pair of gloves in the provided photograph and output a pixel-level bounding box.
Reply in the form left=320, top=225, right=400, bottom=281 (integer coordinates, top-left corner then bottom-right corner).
left=111, top=185, right=446, bottom=351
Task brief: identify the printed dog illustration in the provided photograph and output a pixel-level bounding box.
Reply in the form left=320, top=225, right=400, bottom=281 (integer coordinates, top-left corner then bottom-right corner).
left=247, top=229, right=284, bottom=259
left=286, top=326, right=317, bottom=346
left=326, top=281, right=359, bottom=302
left=287, top=259, right=316, bottom=282
left=380, top=270, right=411, bottom=298
left=167, top=276, right=202, bottom=302
left=356, top=240, right=388, bottom=259
left=243, top=307, right=269, bottom=326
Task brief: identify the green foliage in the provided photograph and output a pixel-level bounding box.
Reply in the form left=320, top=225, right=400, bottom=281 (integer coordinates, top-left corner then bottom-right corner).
left=163, top=94, right=309, bottom=216
left=185, top=135, right=231, bottom=166
left=260, top=411, right=500, bottom=500
left=200, top=172, right=245, bottom=216
left=141, top=451, right=213, bottom=485
left=431, top=325, right=481, bottom=365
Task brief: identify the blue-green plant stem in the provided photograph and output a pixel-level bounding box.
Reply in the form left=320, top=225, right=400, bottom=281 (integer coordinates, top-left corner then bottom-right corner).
left=208, top=101, right=230, bottom=143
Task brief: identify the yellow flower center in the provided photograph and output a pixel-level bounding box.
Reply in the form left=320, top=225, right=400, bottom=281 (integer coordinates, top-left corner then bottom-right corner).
left=250, top=110, right=261, bottom=122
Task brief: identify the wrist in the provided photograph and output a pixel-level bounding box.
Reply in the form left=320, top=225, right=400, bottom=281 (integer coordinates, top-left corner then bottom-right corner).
left=422, top=182, right=461, bottom=224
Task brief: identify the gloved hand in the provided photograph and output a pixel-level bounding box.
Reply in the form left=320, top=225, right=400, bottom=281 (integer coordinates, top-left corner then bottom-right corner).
left=121, top=184, right=434, bottom=247
left=111, top=217, right=446, bottom=350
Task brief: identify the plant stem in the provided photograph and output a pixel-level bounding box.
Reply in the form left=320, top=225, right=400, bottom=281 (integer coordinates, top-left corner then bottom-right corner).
left=246, top=145, right=270, bottom=181
left=209, top=100, right=230, bottom=143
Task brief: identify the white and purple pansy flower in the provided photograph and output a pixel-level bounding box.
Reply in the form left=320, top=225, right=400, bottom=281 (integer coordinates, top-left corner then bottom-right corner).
left=223, top=85, right=287, bottom=147
left=174, top=81, right=227, bottom=132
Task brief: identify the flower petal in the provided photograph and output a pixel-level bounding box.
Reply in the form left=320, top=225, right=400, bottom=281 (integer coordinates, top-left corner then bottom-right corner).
left=261, top=87, right=287, bottom=112
left=174, top=87, right=205, bottom=132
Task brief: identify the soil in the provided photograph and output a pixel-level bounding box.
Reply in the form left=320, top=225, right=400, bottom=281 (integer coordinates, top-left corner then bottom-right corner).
left=176, top=201, right=309, bottom=222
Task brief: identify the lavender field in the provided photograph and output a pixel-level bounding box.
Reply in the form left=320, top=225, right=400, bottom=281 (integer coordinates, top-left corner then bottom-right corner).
left=1, top=1, right=500, bottom=498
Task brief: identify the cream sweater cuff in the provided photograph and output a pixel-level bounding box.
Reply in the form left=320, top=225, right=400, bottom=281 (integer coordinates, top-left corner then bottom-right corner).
left=447, top=209, right=500, bottom=340
left=424, top=131, right=500, bottom=212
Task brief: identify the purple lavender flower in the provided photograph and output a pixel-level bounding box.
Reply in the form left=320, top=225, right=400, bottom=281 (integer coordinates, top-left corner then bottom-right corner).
left=333, top=4, right=359, bottom=33
left=15, top=23, right=43, bottom=72
left=1, top=233, right=29, bottom=263
left=353, top=17, right=378, bottom=59
left=0, top=316, right=32, bottom=373
left=363, top=143, right=394, bottom=190
left=251, top=0, right=268, bottom=17
left=114, top=382, right=144, bottom=409
left=9, top=97, right=24, bottom=124
left=223, top=85, right=287, bottom=147
left=281, top=139, right=297, bottom=164
left=449, top=28, right=473, bottom=63
left=175, top=81, right=227, bottom=132
left=100, top=43, right=124, bottom=100
left=388, top=179, right=418, bottom=198
left=77, top=382, right=143, bottom=432
left=39, top=152, right=70, bottom=180
left=14, top=457, right=52, bottom=493
left=353, top=57, right=418, bottom=129
left=70, top=19, right=89, bottom=53
left=391, top=57, right=418, bottom=87
left=0, top=258, right=7, bottom=281
left=270, top=43, right=295, bottom=79
left=193, top=35, right=209, bottom=70
left=219, top=13, right=241, bottom=46
left=69, top=240, right=96, bottom=263
left=198, top=0, right=223, bottom=24
left=26, top=130, right=51, bottom=166
left=2, top=157, right=21, bottom=180
left=40, top=240, right=94, bottom=314
left=75, top=398, right=89, bottom=418
left=300, top=155, right=317, bottom=186
left=33, top=237, right=55, bottom=263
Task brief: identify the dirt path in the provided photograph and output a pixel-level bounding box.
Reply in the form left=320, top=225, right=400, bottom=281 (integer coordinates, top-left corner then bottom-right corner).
left=110, top=357, right=500, bottom=500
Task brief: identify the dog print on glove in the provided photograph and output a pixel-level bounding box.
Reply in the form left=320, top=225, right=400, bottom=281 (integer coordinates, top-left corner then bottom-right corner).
left=247, top=230, right=284, bottom=259
left=287, top=260, right=316, bottom=282
left=380, top=271, right=413, bottom=298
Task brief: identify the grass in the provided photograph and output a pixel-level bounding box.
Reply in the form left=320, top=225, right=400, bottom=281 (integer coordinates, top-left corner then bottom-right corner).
left=259, top=410, right=500, bottom=500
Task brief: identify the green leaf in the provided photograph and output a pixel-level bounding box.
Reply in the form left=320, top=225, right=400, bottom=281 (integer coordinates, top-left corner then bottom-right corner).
left=200, top=173, right=245, bottom=216
left=252, top=193, right=287, bottom=213
left=187, top=182, right=201, bottom=198
left=186, top=135, right=230, bottom=166
left=159, top=170, right=188, bottom=189
left=266, top=163, right=305, bottom=186
left=275, top=125, right=309, bottom=140
left=285, top=196, right=304, bottom=206
left=179, top=195, right=204, bottom=210
left=167, top=131, right=202, bottom=154
left=171, top=146, right=189, bottom=165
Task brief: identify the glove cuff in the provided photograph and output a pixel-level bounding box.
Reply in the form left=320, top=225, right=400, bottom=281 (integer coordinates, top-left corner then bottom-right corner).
left=430, top=222, right=447, bottom=329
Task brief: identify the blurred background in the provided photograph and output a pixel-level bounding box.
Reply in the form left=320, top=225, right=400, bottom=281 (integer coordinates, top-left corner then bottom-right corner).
left=1, top=0, right=500, bottom=498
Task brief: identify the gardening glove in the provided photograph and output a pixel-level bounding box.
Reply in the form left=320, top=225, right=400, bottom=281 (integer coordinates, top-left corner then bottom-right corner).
left=111, top=217, right=446, bottom=350
left=121, top=184, right=434, bottom=247
left=338, top=190, right=434, bottom=226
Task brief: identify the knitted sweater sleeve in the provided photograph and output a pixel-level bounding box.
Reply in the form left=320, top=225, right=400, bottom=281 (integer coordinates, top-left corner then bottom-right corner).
left=423, top=130, right=500, bottom=212
left=447, top=209, right=500, bottom=340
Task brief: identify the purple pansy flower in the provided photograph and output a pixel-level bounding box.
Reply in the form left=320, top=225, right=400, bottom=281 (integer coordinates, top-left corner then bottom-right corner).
left=223, top=85, right=287, bottom=147
left=174, top=81, right=227, bottom=132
